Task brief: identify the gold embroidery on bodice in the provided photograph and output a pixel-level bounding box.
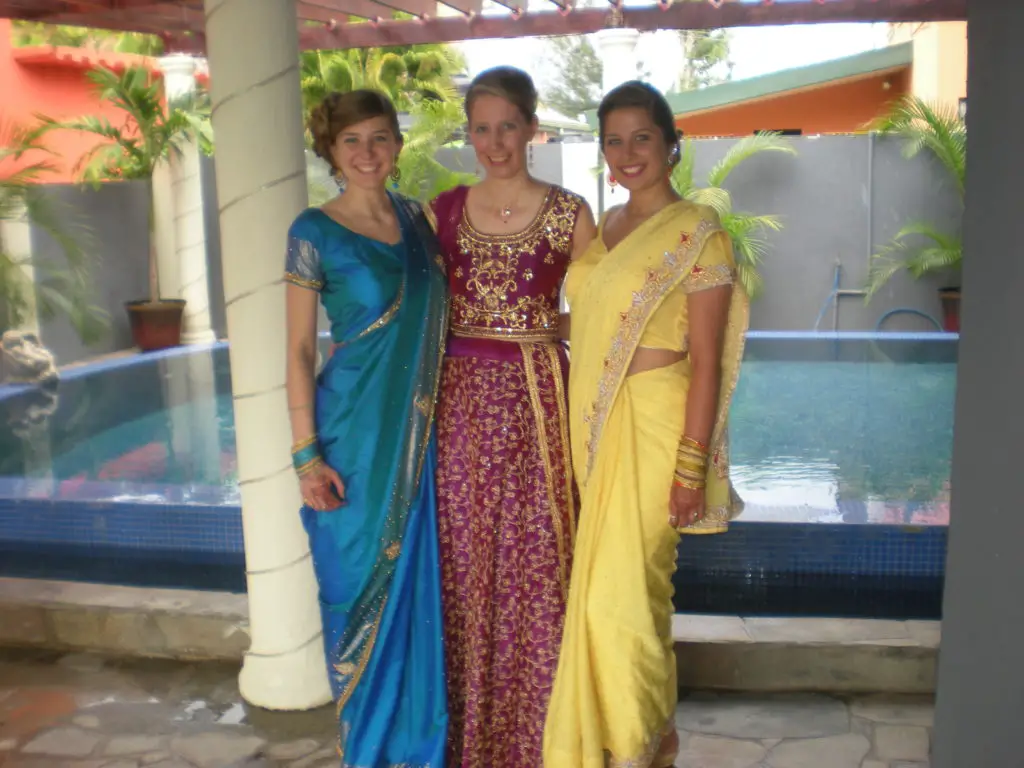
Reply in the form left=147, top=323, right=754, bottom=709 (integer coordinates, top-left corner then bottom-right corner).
left=451, top=187, right=582, bottom=340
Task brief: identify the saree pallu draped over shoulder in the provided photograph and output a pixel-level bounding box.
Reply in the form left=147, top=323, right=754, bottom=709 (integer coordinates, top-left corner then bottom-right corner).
left=285, top=193, right=449, bottom=767
left=543, top=201, right=749, bottom=768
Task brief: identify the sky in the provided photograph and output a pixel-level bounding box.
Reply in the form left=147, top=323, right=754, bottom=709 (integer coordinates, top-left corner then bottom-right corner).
left=460, top=20, right=891, bottom=107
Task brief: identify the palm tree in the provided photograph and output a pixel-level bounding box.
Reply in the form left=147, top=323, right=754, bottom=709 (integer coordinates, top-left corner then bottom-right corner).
left=0, top=118, right=107, bottom=343
left=37, top=65, right=213, bottom=305
left=671, top=133, right=796, bottom=299
left=866, top=97, right=965, bottom=299
left=395, top=99, right=476, bottom=202
left=300, top=44, right=465, bottom=117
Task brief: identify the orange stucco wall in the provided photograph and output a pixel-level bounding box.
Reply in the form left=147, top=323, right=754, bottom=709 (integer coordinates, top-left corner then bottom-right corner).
left=676, top=69, right=912, bottom=138
left=0, top=20, right=165, bottom=184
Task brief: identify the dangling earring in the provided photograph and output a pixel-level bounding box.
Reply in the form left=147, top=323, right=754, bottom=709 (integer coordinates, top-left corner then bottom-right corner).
left=528, top=143, right=534, bottom=170
left=608, top=174, right=617, bottom=194
left=334, top=168, right=346, bottom=189
left=390, top=166, right=401, bottom=189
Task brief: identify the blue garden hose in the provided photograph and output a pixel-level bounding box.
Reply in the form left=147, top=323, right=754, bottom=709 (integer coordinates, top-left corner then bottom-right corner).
left=873, top=308, right=944, bottom=333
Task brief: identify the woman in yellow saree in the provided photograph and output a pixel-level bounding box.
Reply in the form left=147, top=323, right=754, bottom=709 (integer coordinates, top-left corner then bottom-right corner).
left=543, top=81, right=749, bottom=768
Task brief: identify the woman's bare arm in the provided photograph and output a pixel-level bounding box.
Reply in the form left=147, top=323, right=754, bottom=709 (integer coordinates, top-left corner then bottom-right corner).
left=286, top=283, right=319, bottom=444
left=682, top=283, right=732, bottom=446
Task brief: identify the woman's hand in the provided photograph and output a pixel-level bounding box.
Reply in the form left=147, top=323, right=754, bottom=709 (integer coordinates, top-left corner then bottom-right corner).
left=300, top=463, right=347, bottom=512
left=669, top=483, right=705, bottom=530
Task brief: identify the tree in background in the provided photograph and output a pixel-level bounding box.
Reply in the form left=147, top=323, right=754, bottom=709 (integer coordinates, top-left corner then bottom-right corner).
left=11, top=21, right=163, bottom=55
left=300, top=45, right=465, bottom=116
left=541, top=27, right=733, bottom=120
left=37, top=66, right=213, bottom=304
left=671, top=133, right=796, bottom=299
left=0, top=119, right=107, bottom=343
left=677, top=29, right=733, bottom=91
left=541, top=36, right=603, bottom=120
left=865, top=96, right=964, bottom=299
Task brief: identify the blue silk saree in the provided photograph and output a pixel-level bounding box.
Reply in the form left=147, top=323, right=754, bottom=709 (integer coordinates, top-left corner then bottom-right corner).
left=284, top=193, right=449, bottom=767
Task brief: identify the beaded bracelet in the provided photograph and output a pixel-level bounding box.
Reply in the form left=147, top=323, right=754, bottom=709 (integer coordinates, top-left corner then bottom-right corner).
left=292, top=436, right=323, bottom=476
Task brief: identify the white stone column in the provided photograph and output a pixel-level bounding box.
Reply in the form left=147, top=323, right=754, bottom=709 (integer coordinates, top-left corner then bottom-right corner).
left=203, top=0, right=331, bottom=710
left=160, top=53, right=216, bottom=344
left=0, top=205, right=38, bottom=335
left=597, top=27, right=640, bottom=95
left=596, top=27, right=640, bottom=214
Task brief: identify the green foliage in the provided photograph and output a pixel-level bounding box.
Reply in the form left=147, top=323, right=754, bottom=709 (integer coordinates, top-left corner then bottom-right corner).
left=37, top=66, right=213, bottom=186
left=541, top=36, right=602, bottom=120
left=677, top=29, right=734, bottom=91
left=11, top=21, right=164, bottom=55
left=671, top=133, right=796, bottom=298
left=395, top=100, right=476, bottom=202
left=300, top=44, right=466, bottom=117
left=866, top=97, right=965, bottom=299
left=0, top=119, right=108, bottom=343
left=36, top=65, right=214, bottom=302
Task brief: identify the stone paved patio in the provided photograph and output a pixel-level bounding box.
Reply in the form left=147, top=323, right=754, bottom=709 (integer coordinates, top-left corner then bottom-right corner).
left=0, top=649, right=933, bottom=767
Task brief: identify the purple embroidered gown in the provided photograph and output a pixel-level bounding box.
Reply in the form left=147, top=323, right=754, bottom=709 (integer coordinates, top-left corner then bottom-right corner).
left=430, top=185, right=584, bottom=767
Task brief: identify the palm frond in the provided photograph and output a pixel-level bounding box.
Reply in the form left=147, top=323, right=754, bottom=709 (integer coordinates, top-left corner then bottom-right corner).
left=866, top=221, right=962, bottom=300
left=873, top=96, right=965, bottom=198
left=706, top=132, right=797, bottom=189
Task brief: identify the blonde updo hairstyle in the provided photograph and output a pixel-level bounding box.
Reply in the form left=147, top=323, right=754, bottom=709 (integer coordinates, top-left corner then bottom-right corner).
left=464, top=66, right=538, bottom=125
left=308, top=89, right=402, bottom=175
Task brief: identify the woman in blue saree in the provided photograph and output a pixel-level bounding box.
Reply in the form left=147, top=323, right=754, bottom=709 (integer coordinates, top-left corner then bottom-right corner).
left=284, top=90, right=448, bottom=766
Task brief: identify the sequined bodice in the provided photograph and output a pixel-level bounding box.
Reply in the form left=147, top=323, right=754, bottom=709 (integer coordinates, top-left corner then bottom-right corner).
left=433, top=186, right=584, bottom=341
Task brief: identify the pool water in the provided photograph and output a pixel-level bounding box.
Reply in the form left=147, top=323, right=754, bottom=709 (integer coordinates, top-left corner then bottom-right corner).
left=0, top=337, right=958, bottom=521
left=0, top=334, right=958, bottom=616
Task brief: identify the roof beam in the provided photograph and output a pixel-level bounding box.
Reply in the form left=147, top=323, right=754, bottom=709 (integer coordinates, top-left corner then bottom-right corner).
left=298, top=0, right=434, bottom=22
left=300, top=0, right=966, bottom=49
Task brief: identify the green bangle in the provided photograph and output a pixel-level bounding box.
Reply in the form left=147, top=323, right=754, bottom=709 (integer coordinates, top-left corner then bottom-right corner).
left=292, top=442, right=321, bottom=472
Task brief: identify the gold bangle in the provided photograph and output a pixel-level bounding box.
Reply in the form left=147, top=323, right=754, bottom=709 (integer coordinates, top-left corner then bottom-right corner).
left=292, top=435, right=317, bottom=452
left=678, top=444, right=708, bottom=460
left=295, top=456, right=324, bottom=476
left=680, top=435, right=709, bottom=453
left=675, top=462, right=707, bottom=477
left=676, top=456, right=707, bottom=470
left=673, top=476, right=705, bottom=490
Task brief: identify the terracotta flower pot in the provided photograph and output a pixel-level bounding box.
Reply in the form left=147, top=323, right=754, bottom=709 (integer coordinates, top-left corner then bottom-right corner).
left=125, top=299, right=186, bottom=351
left=938, top=287, right=961, bottom=333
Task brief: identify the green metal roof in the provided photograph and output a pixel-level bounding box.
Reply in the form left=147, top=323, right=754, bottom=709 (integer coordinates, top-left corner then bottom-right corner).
left=584, top=42, right=913, bottom=127
left=666, top=42, right=913, bottom=116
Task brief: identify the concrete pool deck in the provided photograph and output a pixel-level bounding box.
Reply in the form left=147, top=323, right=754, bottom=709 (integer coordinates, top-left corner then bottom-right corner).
left=0, top=578, right=940, bottom=696
left=0, top=647, right=935, bottom=767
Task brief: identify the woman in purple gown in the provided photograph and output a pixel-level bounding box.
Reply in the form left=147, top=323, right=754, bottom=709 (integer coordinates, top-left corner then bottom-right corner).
left=427, top=66, right=595, bottom=768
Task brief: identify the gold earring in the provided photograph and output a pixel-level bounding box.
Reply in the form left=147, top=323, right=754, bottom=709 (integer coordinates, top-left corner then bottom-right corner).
left=391, top=167, right=401, bottom=181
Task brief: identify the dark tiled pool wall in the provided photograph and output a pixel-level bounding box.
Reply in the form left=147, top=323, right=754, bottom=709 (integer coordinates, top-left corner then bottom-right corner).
left=674, top=522, right=947, bottom=619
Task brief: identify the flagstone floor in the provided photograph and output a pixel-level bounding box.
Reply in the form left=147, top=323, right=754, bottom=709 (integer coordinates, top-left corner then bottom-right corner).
left=0, top=648, right=932, bottom=767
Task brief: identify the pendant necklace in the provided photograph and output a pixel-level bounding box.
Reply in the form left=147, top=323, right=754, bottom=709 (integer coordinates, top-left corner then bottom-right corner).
left=499, top=203, right=513, bottom=223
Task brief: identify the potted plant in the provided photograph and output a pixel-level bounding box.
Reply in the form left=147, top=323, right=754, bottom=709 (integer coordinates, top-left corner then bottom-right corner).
left=865, top=97, right=965, bottom=331
left=670, top=132, right=797, bottom=299
left=38, top=65, right=213, bottom=350
left=1, top=117, right=107, bottom=349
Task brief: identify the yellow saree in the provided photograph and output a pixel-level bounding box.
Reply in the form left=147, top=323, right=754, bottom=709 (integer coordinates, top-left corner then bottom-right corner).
left=543, top=201, right=749, bottom=767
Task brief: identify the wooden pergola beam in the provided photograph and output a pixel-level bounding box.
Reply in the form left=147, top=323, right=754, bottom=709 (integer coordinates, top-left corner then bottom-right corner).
left=299, top=0, right=966, bottom=50
left=0, top=0, right=967, bottom=51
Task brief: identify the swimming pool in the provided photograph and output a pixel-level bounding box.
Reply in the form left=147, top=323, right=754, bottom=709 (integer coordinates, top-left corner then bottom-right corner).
left=0, top=332, right=957, bottom=617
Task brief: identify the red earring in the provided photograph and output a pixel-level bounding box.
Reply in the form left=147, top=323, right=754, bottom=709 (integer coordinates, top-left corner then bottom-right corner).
left=608, top=174, right=617, bottom=186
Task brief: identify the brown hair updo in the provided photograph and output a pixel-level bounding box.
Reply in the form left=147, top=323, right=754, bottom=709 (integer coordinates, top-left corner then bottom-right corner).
left=598, top=80, right=681, bottom=161
left=308, top=89, right=402, bottom=174
left=464, top=66, right=538, bottom=124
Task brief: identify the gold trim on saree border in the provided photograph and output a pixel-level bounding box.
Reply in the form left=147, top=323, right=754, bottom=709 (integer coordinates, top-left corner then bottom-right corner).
left=548, top=342, right=577, bottom=548
left=285, top=272, right=323, bottom=291
left=521, top=342, right=573, bottom=599
left=585, top=222, right=718, bottom=478
left=332, top=276, right=406, bottom=353
left=607, top=716, right=676, bottom=768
